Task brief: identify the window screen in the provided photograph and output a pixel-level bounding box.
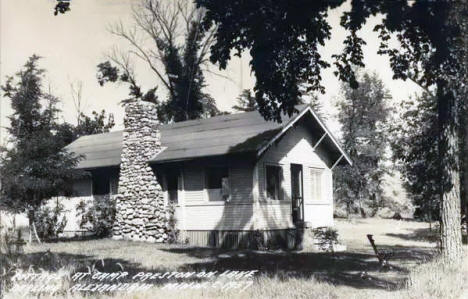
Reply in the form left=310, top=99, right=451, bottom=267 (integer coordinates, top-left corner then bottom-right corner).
left=266, top=165, right=282, bottom=200
left=206, top=167, right=228, bottom=189
left=310, top=168, right=323, bottom=201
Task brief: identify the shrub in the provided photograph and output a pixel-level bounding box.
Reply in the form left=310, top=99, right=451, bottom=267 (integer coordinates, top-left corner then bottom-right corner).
left=166, top=200, right=179, bottom=244
left=313, top=227, right=339, bottom=252
left=252, top=229, right=268, bottom=250
left=33, top=201, right=67, bottom=240
left=376, top=207, right=396, bottom=219
left=76, top=195, right=116, bottom=237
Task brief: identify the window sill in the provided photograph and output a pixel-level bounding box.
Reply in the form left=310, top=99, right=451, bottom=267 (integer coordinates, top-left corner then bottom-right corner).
left=185, top=201, right=255, bottom=207
left=258, top=200, right=291, bottom=205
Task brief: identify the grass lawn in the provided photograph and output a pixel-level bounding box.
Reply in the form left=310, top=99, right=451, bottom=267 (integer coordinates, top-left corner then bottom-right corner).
left=6, top=218, right=467, bottom=298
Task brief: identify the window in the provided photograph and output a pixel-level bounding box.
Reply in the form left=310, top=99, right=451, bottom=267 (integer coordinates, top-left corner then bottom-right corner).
left=206, top=167, right=229, bottom=201
left=166, top=169, right=179, bottom=203
left=93, top=176, right=110, bottom=195
left=206, top=167, right=228, bottom=189
left=72, top=179, right=92, bottom=197
left=266, top=165, right=282, bottom=200
left=310, top=168, right=323, bottom=201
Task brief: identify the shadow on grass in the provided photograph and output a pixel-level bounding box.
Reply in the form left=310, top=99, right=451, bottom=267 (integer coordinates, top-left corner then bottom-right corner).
left=387, top=227, right=468, bottom=245
left=14, top=242, right=437, bottom=292
left=162, top=245, right=437, bottom=290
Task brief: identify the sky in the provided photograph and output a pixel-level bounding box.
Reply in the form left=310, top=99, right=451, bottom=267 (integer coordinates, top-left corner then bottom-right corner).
left=0, top=0, right=423, bottom=146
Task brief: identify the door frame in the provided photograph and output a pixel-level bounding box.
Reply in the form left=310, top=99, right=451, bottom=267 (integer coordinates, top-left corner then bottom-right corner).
left=290, top=163, right=304, bottom=225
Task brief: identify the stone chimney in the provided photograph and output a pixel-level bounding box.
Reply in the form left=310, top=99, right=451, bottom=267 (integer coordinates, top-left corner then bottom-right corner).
left=112, top=99, right=168, bottom=242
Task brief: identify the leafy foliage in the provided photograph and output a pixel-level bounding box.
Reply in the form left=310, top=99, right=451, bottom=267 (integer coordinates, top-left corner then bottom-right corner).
left=166, top=200, right=179, bottom=244
left=76, top=196, right=116, bottom=238
left=197, top=0, right=343, bottom=122
left=53, top=0, right=70, bottom=16
left=56, top=110, right=115, bottom=145
left=33, top=201, right=68, bottom=240
left=312, top=227, right=339, bottom=252
left=0, top=56, right=83, bottom=218
left=391, top=94, right=440, bottom=221
left=98, top=0, right=224, bottom=123
left=334, top=72, right=392, bottom=217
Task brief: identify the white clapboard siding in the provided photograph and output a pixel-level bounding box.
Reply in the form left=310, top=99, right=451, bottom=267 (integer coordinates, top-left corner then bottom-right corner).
left=229, top=161, right=254, bottom=202
left=304, top=204, right=334, bottom=227
left=179, top=158, right=255, bottom=230
left=176, top=204, right=255, bottom=230
left=254, top=202, right=293, bottom=229
left=256, top=123, right=333, bottom=228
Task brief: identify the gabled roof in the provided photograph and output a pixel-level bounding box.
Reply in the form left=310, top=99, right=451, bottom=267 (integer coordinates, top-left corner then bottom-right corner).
left=66, top=104, right=351, bottom=169
left=66, top=130, right=123, bottom=169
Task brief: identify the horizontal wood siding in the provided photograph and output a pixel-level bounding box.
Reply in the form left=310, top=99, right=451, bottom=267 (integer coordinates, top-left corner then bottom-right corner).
left=254, top=203, right=293, bottom=229
left=229, top=160, right=253, bottom=202
left=176, top=204, right=255, bottom=231
left=256, top=123, right=334, bottom=228
left=176, top=158, right=255, bottom=231
left=304, top=204, right=334, bottom=227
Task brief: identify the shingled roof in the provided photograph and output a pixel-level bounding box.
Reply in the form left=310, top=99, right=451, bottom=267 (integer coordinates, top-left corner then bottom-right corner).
left=66, top=105, right=351, bottom=169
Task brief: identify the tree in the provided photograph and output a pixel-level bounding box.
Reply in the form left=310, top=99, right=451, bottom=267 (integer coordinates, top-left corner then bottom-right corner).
left=392, top=93, right=440, bottom=223
left=0, top=56, right=82, bottom=243
left=54, top=81, right=115, bottom=145
left=196, top=0, right=467, bottom=264
left=334, top=72, right=392, bottom=218
left=232, top=89, right=257, bottom=112
left=56, top=110, right=115, bottom=146
left=97, top=0, right=222, bottom=123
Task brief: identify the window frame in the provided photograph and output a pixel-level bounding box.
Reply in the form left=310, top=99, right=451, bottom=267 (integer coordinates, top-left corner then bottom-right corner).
left=204, top=166, right=230, bottom=202
left=309, top=167, right=324, bottom=202
left=264, top=163, right=283, bottom=201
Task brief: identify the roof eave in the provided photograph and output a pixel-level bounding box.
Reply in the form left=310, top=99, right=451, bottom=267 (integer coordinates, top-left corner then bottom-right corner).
left=256, top=105, right=352, bottom=167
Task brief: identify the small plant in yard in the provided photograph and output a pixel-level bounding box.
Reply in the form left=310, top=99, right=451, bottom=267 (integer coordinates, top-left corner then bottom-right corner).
left=76, top=195, right=116, bottom=237
left=313, top=227, right=339, bottom=252
left=252, top=230, right=269, bottom=250
left=33, top=200, right=68, bottom=240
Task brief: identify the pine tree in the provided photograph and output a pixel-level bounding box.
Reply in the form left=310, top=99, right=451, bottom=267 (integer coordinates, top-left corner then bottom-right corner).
left=0, top=56, right=82, bottom=242
left=232, top=89, right=257, bottom=112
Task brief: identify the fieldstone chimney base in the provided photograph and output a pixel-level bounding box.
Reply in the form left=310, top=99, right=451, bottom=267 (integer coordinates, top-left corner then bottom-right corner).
left=112, top=99, right=168, bottom=242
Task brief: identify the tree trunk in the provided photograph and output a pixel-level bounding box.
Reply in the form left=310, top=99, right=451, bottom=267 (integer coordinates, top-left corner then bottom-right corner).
left=463, top=95, right=468, bottom=241
left=462, top=0, right=468, bottom=244
left=28, top=209, right=33, bottom=243
left=437, top=80, right=463, bottom=265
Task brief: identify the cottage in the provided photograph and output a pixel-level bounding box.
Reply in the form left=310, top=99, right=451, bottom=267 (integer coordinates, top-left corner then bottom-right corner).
left=65, top=100, right=351, bottom=248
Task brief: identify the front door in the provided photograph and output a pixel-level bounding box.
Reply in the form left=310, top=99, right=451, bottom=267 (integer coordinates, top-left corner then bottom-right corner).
left=291, top=164, right=304, bottom=225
